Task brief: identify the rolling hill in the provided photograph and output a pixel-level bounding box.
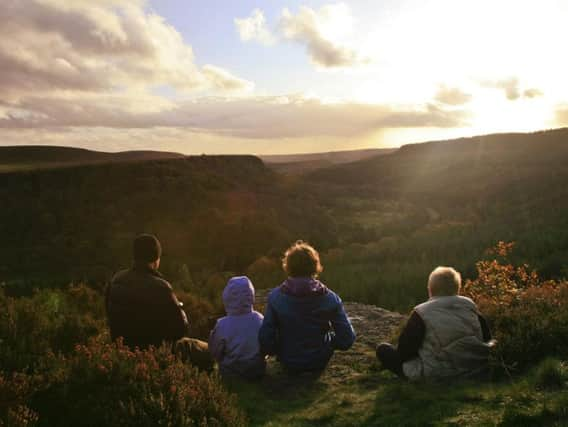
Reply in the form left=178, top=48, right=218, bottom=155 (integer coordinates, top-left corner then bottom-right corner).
left=0, top=145, right=185, bottom=173
left=260, top=148, right=397, bottom=175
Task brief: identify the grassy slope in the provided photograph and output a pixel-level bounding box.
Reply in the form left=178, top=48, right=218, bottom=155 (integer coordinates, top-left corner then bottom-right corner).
left=233, top=367, right=568, bottom=427
left=228, top=300, right=568, bottom=427
left=229, top=336, right=568, bottom=427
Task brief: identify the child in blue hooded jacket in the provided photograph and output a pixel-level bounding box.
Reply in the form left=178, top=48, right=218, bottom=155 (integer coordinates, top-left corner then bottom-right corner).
left=209, top=276, right=266, bottom=379
left=259, top=241, right=356, bottom=373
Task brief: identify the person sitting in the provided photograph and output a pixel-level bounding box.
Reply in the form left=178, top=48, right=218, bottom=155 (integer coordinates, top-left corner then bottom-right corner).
left=259, top=240, right=356, bottom=373
left=376, top=266, right=493, bottom=381
left=106, top=234, right=212, bottom=370
left=209, top=276, right=266, bottom=379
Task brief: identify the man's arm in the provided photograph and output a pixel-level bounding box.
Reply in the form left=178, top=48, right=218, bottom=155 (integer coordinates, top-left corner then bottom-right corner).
left=397, top=310, right=425, bottom=362
left=157, top=284, right=190, bottom=341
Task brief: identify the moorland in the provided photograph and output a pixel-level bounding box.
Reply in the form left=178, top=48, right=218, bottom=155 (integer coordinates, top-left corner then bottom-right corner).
left=1, top=128, right=568, bottom=426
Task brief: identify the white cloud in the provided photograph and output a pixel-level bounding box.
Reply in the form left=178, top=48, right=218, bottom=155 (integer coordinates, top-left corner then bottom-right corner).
left=523, top=88, right=544, bottom=99
left=0, top=95, right=469, bottom=139
left=234, top=9, right=275, bottom=45
left=235, top=3, right=369, bottom=69
left=434, top=85, right=472, bottom=106
left=480, top=77, right=543, bottom=101
left=202, top=65, right=255, bottom=92
left=0, top=0, right=252, bottom=101
left=555, top=106, right=568, bottom=126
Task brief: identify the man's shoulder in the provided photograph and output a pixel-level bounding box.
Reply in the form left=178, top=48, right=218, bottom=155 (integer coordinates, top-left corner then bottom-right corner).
left=111, top=268, right=173, bottom=291
left=111, top=268, right=131, bottom=284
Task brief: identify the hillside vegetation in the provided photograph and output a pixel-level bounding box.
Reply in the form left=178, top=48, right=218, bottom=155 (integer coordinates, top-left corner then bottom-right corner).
left=1, top=128, right=568, bottom=425
left=0, top=146, right=186, bottom=172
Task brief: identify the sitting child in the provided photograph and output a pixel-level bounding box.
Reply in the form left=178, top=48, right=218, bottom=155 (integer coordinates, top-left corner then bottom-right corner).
left=209, top=276, right=265, bottom=379
left=376, top=266, right=493, bottom=381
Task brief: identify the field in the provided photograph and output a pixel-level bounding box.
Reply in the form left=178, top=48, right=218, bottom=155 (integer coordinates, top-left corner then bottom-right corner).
left=1, top=129, right=568, bottom=426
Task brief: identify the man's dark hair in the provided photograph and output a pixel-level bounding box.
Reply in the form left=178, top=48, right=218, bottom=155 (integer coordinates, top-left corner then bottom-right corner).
left=282, top=240, right=323, bottom=278
left=133, top=234, right=162, bottom=264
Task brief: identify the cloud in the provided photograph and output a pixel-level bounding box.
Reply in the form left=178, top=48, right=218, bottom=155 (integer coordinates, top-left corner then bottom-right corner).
left=555, top=106, right=568, bottom=126
left=523, top=88, right=544, bottom=98
left=234, top=9, right=275, bottom=45
left=0, top=0, right=251, bottom=100
left=235, top=3, right=368, bottom=69
left=480, top=77, right=543, bottom=101
left=0, top=95, right=469, bottom=138
left=434, top=85, right=472, bottom=105
left=202, top=65, right=254, bottom=91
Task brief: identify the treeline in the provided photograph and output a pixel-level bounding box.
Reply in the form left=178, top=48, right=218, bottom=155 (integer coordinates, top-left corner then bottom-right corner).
left=2, top=129, right=568, bottom=313
left=0, top=156, right=336, bottom=292
left=303, top=128, right=568, bottom=309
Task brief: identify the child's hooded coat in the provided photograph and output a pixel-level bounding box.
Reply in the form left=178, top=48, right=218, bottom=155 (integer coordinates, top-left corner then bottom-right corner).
left=209, top=276, right=265, bottom=378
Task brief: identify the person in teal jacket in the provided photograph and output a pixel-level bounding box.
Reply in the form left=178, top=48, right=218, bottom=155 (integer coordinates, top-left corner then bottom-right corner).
left=258, top=241, right=356, bottom=373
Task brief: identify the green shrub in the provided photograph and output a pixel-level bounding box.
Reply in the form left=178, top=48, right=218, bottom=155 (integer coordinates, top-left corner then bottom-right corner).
left=175, top=291, right=219, bottom=340
left=0, top=285, right=105, bottom=372
left=30, top=339, right=245, bottom=427
left=531, top=358, right=567, bottom=390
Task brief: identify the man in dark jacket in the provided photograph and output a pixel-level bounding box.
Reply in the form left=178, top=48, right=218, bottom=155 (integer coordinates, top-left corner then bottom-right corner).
left=106, top=234, right=212, bottom=369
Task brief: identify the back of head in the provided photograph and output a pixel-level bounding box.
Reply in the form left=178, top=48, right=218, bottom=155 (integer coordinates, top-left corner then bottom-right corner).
left=133, top=234, right=162, bottom=264
left=282, top=240, right=323, bottom=278
left=428, top=266, right=461, bottom=297
left=222, top=276, right=255, bottom=316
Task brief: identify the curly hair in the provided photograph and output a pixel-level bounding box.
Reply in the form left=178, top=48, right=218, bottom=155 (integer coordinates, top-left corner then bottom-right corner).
left=282, top=240, right=323, bottom=278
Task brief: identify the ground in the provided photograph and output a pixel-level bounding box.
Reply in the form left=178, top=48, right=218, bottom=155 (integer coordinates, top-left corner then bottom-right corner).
left=228, top=292, right=568, bottom=426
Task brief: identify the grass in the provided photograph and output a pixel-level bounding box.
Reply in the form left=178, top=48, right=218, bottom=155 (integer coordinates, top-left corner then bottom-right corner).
left=228, top=356, right=568, bottom=427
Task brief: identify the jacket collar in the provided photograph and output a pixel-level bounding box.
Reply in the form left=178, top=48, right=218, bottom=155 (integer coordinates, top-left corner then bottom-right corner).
left=280, top=277, right=327, bottom=297
left=132, top=263, right=164, bottom=278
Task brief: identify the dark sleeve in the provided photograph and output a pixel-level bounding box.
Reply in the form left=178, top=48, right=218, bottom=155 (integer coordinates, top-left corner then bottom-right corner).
left=258, top=300, right=279, bottom=356
left=330, top=296, right=356, bottom=351
left=397, top=310, right=425, bottom=362
left=104, top=283, right=112, bottom=317
left=158, top=284, right=190, bottom=341
left=478, top=314, right=492, bottom=342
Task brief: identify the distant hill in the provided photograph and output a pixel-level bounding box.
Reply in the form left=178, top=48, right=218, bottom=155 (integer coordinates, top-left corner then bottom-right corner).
left=260, top=148, right=397, bottom=175
left=261, top=148, right=396, bottom=164
left=310, top=128, right=568, bottom=202
left=304, top=127, right=568, bottom=280
left=0, top=145, right=185, bottom=173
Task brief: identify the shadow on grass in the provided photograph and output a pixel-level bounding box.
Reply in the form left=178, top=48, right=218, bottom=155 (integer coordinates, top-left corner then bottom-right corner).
left=226, top=362, right=328, bottom=426
left=362, top=372, right=495, bottom=427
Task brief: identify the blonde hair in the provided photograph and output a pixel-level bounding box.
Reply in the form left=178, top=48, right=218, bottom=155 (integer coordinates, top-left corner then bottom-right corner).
left=428, top=266, right=461, bottom=297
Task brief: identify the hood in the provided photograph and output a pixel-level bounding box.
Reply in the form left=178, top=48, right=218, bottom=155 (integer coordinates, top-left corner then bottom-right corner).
left=222, top=276, right=255, bottom=316
left=280, top=277, right=327, bottom=297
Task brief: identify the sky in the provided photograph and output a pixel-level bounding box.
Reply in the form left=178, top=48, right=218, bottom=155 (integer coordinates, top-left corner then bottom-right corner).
left=0, top=0, right=567, bottom=155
